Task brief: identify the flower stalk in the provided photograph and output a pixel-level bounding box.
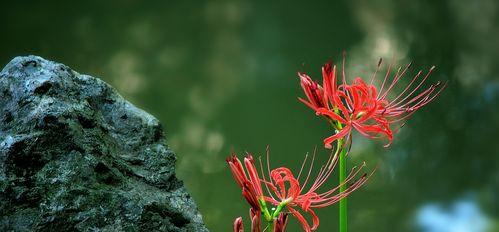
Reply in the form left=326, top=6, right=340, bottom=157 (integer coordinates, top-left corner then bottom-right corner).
left=338, top=139, right=347, bottom=232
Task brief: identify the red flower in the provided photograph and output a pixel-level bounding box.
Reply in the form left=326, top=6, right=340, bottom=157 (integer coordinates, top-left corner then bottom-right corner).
left=299, top=58, right=446, bottom=148
left=227, top=154, right=264, bottom=210
left=228, top=148, right=371, bottom=232
left=260, top=149, right=372, bottom=232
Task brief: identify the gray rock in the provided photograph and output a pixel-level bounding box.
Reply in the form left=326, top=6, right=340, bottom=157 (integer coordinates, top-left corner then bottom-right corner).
left=0, top=56, right=208, bottom=232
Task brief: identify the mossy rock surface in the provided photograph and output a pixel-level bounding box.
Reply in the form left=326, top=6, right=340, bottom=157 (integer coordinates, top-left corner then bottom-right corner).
left=0, top=56, right=208, bottom=232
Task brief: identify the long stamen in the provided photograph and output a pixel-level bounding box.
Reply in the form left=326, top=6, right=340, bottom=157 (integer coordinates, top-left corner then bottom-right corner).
left=388, top=81, right=447, bottom=123
left=300, top=151, right=316, bottom=191
left=315, top=162, right=367, bottom=199
left=379, top=62, right=412, bottom=100
left=388, top=66, right=435, bottom=108
left=308, top=151, right=339, bottom=193
left=369, top=58, right=383, bottom=85
left=396, top=83, right=438, bottom=109
left=342, top=51, right=347, bottom=86
left=313, top=164, right=376, bottom=208
left=259, top=156, right=275, bottom=200
left=376, top=58, right=394, bottom=98
left=297, top=153, right=309, bottom=180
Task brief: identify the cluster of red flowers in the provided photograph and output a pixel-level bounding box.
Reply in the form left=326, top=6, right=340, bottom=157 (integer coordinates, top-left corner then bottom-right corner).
left=228, top=56, right=445, bottom=231
left=299, top=58, right=446, bottom=148
left=227, top=147, right=370, bottom=232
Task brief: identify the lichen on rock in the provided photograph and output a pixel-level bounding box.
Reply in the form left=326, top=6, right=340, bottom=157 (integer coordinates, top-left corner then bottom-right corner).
left=0, top=56, right=208, bottom=231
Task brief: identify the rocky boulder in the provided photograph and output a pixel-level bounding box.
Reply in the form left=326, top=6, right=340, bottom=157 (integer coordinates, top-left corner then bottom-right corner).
left=0, top=56, right=208, bottom=231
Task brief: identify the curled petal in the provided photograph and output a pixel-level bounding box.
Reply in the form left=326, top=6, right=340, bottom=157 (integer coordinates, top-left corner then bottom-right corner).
left=288, top=207, right=312, bottom=232
left=270, top=167, right=301, bottom=200
left=299, top=97, right=320, bottom=112
left=324, top=126, right=351, bottom=149
left=308, top=209, right=319, bottom=230
left=299, top=192, right=319, bottom=211
left=316, top=108, right=347, bottom=124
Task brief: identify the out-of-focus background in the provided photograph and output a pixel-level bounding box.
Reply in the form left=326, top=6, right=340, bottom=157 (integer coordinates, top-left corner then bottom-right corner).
left=1, top=0, right=498, bottom=231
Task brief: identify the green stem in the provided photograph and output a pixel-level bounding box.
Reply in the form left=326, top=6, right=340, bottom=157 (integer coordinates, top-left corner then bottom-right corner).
left=339, top=139, right=348, bottom=232
left=262, top=198, right=290, bottom=232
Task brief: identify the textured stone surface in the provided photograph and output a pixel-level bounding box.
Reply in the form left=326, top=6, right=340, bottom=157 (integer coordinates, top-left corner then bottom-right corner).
left=0, top=56, right=208, bottom=231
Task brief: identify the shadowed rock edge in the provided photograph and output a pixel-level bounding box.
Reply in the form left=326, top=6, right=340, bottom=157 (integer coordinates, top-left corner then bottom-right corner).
left=0, top=56, right=209, bottom=232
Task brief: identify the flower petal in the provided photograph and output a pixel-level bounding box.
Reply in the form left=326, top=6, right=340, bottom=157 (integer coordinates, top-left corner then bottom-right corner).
left=233, top=217, right=244, bottom=232
left=288, top=207, right=312, bottom=232
left=324, top=126, right=351, bottom=149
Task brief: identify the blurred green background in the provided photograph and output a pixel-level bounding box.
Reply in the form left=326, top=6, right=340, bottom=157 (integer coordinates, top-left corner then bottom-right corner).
left=1, top=0, right=498, bottom=231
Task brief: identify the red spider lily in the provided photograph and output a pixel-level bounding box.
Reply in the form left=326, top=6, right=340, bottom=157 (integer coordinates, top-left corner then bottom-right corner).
left=227, top=154, right=264, bottom=210
left=299, top=57, right=446, bottom=148
left=260, top=148, right=372, bottom=232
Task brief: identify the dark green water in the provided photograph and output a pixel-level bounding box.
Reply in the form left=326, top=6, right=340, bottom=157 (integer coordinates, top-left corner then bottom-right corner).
left=1, top=1, right=498, bottom=231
